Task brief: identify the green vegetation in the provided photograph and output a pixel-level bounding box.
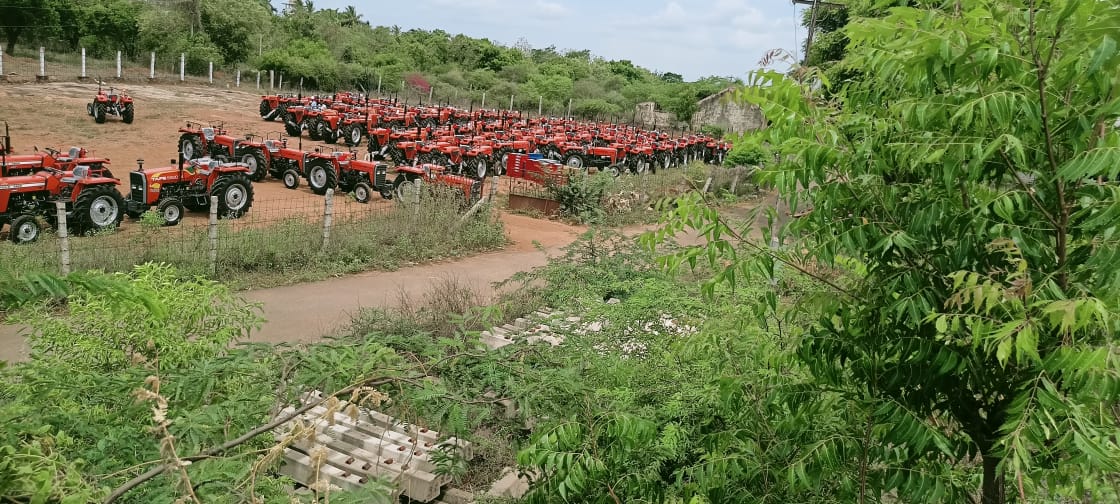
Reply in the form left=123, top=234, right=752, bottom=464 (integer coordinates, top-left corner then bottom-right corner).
left=1, top=1, right=1117, bottom=504
left=0, top=188, right=507, bottom=289
left=1, top=0, right=738, bottom=121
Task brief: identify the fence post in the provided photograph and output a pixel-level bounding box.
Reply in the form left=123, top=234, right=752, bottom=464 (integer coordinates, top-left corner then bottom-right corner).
left=414, top=180, right=422, bottom=217
left=256, top=70, right=260, bottom=89
left=538, top=96, right=542, bottom=116
left=729, top=171, right=740, bottom=194
left=279, top=73, right=283, bottom=90
left=55, top=202, right=70, bottom=275
left=208, top=61, right=213, bottom=84
left=321, top=189, right=334, bottom=250
left=116, top=51, right=122, bottom=79
left=376, top=74, right=381, bottom=95
left=208, top=195, right=218, bottom=276
left=567, top=98, right=572, bottom=118
left=38, top=47, right=46, bottom=81
left=489, top=175, right=498, bottom=201
left=269, top=70, right=274, bottom=90
left=179, top=53, right=185, bottom=82
left=149, top=52, right=155, bottom=80
left=481, top=92, right=486, bottom=109
left=236, top=69, right=240, bottom=87
left=0, top=47, right=4, bottom=80
left=80, top=47, right=86, bottom=79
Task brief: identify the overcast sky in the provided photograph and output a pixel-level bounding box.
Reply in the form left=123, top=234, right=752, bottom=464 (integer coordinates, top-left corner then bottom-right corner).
left=283, top=0, right=807, bottom=81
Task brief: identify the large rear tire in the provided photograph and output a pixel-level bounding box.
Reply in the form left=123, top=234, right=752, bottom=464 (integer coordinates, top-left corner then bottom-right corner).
left=180, top=135, right=204, bottom=161
left=319, top=121, right=337, bottom=144
left=259, top=100, right=272, bottom=119
left=307, top=118, right=322, bottom=141
left=73, top=184, right=124, bottom=234
left=211, top=172, right=254, bottom=218
left=284, top=112, right=301, bottom=137
left=306, top=160, right=337, bottom=196
left=346, top=124, right=364, bottom=146
left=9, top=215, right=41, bottom=244
left=121, top=103, right=134, bottom=124
left=94, top=103, right=106, bottom=124
left=238, top=148, right=268, bottom=182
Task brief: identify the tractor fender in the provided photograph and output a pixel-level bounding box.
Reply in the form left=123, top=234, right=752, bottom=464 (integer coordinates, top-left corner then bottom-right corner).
left=69, top=179, right=121, bottom=201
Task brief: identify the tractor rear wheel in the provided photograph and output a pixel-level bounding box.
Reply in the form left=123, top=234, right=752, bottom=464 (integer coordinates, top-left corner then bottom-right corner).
left=73, top=184, right=124, bottom=234
left=564, top=154, right=584, bottom=169
left=180, top=135, right=204, bottom=160
left=94, top=103, right=106, bottom=124
left=307, top=119, right=322, bottom=141
left=239, top=149, right=268, bottom=182
left=353, top=182, right=373, bottom=204
left=259, top=100, right=272, bottom=119
left=121, top=103, right=134, bottom=124
left=284, top=115, right=301, bottom=137
left=319, top=122, right=337, bottom=144
left=9, top=215, right=41, bottom=244
left=211, top=172, right=254, bottom=218
left=306, top=161, right=337, bottom=196
left=471, top=158, right=489, bottom=180
left=346, top=124, right=364, bottom=146
left=282, top=169, right=301, bottom=189
left=158, top=198, right=184, bottom=226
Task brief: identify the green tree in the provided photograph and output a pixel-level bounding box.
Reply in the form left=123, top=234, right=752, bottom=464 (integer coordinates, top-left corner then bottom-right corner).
left=0, top=0, right=59, bottom=54
left=655, top=1, right=1120, bottom=502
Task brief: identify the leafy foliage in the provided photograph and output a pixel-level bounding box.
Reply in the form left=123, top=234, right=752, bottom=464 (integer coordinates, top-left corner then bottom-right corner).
left=651, top=1, right=1120, bottom=502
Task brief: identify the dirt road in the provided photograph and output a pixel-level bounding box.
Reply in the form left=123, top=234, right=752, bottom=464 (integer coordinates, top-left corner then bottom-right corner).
left=0, top=212, right=587, bottom=362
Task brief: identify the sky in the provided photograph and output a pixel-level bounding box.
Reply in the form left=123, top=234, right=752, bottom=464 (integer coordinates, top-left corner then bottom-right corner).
left=279, top=0, right=808, bottom=82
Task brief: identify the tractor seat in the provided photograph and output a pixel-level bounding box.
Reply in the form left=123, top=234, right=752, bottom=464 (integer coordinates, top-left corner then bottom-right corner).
left=202, top=128, right=216, bottom=141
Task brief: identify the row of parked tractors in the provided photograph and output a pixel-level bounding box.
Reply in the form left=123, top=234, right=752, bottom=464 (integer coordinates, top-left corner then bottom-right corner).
left=258, top=92, right=732, bottom=178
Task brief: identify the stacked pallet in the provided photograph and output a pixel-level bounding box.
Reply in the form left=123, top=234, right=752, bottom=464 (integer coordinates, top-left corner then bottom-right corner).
left=273, top=390, right=474, bottom=502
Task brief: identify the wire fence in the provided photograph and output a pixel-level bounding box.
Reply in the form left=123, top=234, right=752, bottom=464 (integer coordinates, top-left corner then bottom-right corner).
left=0, top=45, right=681, bottom=127
left=0, top=187, right=505, bottom=287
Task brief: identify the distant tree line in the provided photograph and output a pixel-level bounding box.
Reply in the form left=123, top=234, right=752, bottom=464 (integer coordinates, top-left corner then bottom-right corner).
left=0, top=0, right=740, bottom=122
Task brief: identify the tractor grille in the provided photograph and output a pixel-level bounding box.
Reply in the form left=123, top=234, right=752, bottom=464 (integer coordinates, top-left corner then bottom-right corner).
left=374, top=164, right=387, bottom=188
left=129, top=172, right=146, bottom=202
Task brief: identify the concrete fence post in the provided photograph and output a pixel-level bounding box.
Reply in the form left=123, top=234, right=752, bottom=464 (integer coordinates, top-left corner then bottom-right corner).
left=729, top=171, right=740, bottom=194
left=376, top=74, right=381, bottom=95
left=481, top=92, right=486, bottom=109
left=279, top=73, right=283, bottom=90
left=269, top=69, right=274, bottom=90
left=322, top=189, right=334, bottom=250
left=256, top=70, right=260, bottom=89
left=428, top=86, right=433, bottom=102
left=209, top=195, right=219, bottom=275
left=567, top=98, right=572, bottom=118
left=38, top=47, right=45, bottom=80
left=55, top=202, right=71, bottom=275
left=115, top=51, right=121, bottom=78
left=489, top=175, right=498, bottom=201
left=80, top=47, right=86, bottom=79
left=509, top=94, right=514, bottom=111
left=235, top=69, right=240, bottom=87
left=179, top=53, right=185, bottom=81
left=538, top=96, right=542, bottom=116
left=208, top=61, right=213, bottom=84
left=149, top=52, right=155, bottom=79
left=414, top=179, right=422, bottom=217
left=0, top=48, right=5, bottom=79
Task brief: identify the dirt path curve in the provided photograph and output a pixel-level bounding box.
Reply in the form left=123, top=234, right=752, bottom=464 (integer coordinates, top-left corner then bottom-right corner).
left=0, top=212, right=589, bottom=363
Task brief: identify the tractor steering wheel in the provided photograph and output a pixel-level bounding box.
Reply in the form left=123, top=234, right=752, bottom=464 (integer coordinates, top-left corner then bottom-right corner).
left=44, top=147, right=61, bottom=157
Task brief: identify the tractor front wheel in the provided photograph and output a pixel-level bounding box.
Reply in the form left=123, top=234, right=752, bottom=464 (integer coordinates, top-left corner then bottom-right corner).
left=121, top=103, right=134, bottom=124
left=319, top=122, right=337, bottom=144
left=471, top=158, right=489, bottom=180
left=73, top=184, right=124, bottom=234
left=393, top=175, right=421, bottom=203
left=239, top=149, right=268, bottom=182
left=9, top=215, right=41, bottom=244
left=180, top=135, right=204, bottom=161
left=564, top=154, right=584, bottom=169
left=259, top=100, right=272, bottom=119
left=211, top=172, right=254, bottom=218
left=158, top=198, right=184, bottom=226
left=94, top=103, right=107, bottom=124
left=282, top=169, right=301, bottom=189
left=353, top=182, right=373, bottom=204
left=306, top=161, right=337, bottom=196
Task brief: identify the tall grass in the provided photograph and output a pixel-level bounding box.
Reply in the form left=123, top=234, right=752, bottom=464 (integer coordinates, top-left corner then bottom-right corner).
left=0, top=188, right=507, bottom=289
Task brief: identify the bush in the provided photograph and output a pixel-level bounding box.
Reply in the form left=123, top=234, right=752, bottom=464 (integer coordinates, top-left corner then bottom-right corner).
left=724, top=140, right=768, bottom=167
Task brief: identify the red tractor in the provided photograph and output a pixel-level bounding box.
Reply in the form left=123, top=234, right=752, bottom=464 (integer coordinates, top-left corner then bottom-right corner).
left=259, top=94, right=304, bottom=121
left=288, top=148, right=394, bottom=202
left=0, top=158, right=125, bottom=243
left=125, top=155, right=254, bottom=226
left=86, top=82, right=134, bottom=124
left=391, top=164, right=483, bottom=209
left=177, top=122, right=269, bottom=181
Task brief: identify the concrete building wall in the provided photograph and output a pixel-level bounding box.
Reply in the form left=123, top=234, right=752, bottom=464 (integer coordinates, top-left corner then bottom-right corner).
left=690, top=87, right=765, bottom=134
left=633, top=88, right=765, bottom=134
